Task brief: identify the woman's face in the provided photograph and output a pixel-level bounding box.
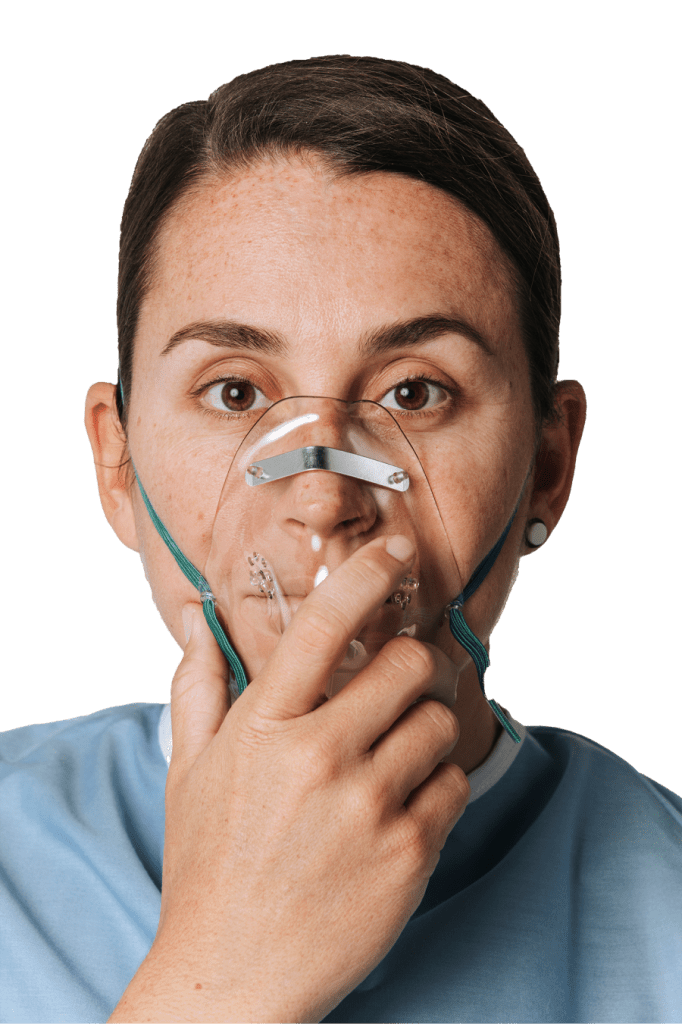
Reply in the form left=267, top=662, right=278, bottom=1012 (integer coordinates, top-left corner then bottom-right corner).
left=92, top=154, right=579, bottom=702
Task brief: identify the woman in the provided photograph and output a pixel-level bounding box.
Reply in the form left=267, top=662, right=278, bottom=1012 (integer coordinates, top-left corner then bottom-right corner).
left=1, top=56, right=680, bottom=1024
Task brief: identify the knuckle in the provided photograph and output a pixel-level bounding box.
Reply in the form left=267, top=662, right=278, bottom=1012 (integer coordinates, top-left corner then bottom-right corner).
left=419, top=699, right=459, bottom=744
left=382, top=637, right=436, bottom=682
left=170, top=667, right=206, bottom=708
left=442, top=760, right=471, bottom=804
left=393, top=814, right=434, bottom=866
left=350, top=553, right=396, bottom=595
left=343, top=775, right=380, bottom=826
left=294, top=748, right=330, bottom=790
left=296, top=732, right=338, bottom=785
left=297, top=604, right=349, bottom=654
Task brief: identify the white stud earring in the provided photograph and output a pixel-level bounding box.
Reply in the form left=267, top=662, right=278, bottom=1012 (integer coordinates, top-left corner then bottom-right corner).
left=526, top=519, right=548, bottom=548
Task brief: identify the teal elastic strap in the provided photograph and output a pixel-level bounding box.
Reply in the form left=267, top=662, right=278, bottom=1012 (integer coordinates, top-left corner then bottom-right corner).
left=446, top=492, right=523, bottom=744
left=489, top=700, right=520, bottom=742
left=448, top=600, right=521, bottom=743
left=133, top=469, right=248, bottom=695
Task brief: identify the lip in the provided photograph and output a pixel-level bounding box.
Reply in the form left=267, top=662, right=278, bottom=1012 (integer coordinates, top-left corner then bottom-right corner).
left=243, top=592, right=306, bottom=620
left=245, top=590, right=399, bottom=613
left=242, top=591, right=402, bottom=636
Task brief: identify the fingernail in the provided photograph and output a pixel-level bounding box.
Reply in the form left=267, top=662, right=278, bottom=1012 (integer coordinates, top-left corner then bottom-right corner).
left=385, top=535, right=416, bottom=562
left=182, top=605, right=194, bottom=645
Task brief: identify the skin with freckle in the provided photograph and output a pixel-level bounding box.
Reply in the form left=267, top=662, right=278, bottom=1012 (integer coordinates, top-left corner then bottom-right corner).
left=89, top=153, right=581, bottom=772
left=133, top=166, right=513, bottom=738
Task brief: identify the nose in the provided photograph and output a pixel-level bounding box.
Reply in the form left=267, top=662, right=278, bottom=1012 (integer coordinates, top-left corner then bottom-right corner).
left=262, top=408, right=377, bottom=541
left=276, top=403, right=382, bottom=540
left=278, top=467, right=378, bottom=541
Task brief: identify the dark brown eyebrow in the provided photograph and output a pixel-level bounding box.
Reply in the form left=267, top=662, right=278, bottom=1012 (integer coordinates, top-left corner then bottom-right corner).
left=359, top=315, right=492, bottom=357
left=162, top=320, right=287, bottom=356
left=161, top=314, right=491, bottom=358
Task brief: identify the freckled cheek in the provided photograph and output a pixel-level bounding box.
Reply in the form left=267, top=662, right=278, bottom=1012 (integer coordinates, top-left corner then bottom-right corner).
left=419, top=415, right=529, bottom=577
left=131, top=442, right=225, bottom=575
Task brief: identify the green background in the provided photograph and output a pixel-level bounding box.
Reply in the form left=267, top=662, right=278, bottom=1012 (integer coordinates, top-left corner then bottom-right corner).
left=5, top=0, right=679, bottom=794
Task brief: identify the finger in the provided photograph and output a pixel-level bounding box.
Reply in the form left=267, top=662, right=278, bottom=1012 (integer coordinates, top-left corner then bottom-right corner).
left=169, top=602, right=230, bottom=772
left=256, top=534, right=416, bottom=719
left=369, top=696, right=460, bottom=804
left=403, top=760, right=470, bottom=854
left=321, top=639, right=458, bottom=756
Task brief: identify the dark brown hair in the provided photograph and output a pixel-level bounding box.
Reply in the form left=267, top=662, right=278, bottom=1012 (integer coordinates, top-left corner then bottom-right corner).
left=117, top=55, right=561, bottom=436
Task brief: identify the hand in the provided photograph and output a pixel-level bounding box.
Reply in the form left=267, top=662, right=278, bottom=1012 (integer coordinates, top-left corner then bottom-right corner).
left=109, top=535, right=470, bottom=1024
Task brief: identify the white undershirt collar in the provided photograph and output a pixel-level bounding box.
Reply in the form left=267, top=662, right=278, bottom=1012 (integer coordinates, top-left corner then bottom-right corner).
left=157, top=703, right=525, bottom=803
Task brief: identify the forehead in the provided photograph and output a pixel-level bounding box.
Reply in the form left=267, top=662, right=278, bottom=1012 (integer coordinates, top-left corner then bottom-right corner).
left=144, top=155, right=519, bottom=346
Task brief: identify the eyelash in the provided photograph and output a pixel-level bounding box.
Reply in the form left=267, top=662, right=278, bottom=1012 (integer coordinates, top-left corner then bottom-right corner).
left=190, top=374, right=264, bottom=420
left=378, top=373, right=457, bottom=417
left=192, top=372, right=458, bottom=418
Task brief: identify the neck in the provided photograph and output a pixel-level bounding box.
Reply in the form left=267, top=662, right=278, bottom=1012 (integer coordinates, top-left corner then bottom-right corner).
left=445, top=658, right=503, bottom=774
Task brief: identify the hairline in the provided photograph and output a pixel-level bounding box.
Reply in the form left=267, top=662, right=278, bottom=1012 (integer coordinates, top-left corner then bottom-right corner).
left=138, top=147, right=524, bottom=350
left=121, top=147, right=546, bottom=477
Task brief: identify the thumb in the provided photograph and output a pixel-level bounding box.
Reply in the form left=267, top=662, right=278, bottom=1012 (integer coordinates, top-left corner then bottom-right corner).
left=169, top=602, right=230, bottom=771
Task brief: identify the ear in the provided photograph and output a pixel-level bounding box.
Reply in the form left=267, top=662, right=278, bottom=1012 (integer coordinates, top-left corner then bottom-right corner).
left=523, top=380, right=587, bottom=553
left=84, top=382, right=140, bottom=552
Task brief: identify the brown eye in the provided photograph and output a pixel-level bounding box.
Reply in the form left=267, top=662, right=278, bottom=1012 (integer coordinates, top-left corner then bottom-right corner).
left=394, top=381, right=429, bottom=410
left=205, top=378, right=271, bottom=414
left=380, top=379, right=449, bottom=413
left=221, top=381, right=255, bottom=411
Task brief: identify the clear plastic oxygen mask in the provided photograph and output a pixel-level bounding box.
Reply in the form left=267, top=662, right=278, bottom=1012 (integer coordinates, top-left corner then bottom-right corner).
left=128, top=390, right=521, bottom=742
left=199, top=396, right=461, bottom=697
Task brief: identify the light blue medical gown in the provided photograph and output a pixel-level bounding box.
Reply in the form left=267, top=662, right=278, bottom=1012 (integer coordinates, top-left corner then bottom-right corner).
left=0, top=702, right=680, bottom=1024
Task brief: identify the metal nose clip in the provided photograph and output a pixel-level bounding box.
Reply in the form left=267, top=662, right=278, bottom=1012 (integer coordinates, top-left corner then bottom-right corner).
left=245, top=446, right=410, bottom=491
